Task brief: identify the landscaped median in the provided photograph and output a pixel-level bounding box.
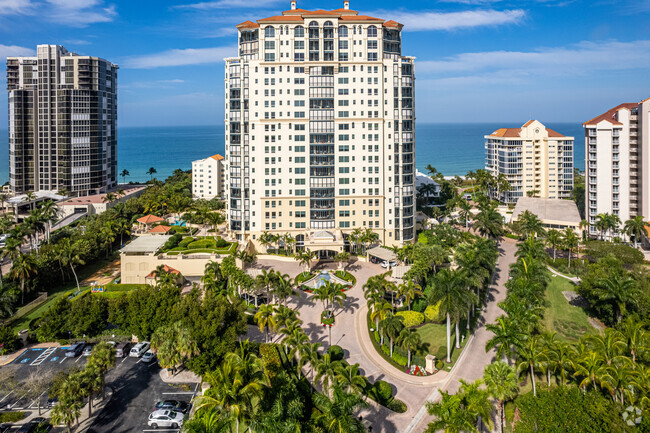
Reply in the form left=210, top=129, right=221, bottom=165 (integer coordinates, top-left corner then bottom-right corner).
left=160, top=235, right=238, bottom=256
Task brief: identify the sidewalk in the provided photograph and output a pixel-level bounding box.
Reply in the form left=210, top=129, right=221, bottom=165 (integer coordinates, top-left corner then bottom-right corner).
left=159, top=368, right=202, bottom=384
left=0, top=342, right=60, bottom=367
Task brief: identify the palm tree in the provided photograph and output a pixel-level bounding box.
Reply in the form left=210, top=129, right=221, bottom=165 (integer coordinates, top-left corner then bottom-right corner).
left=38, top=199, right=59, bottom=241
left=23, top=191, right=37, bottom=211
left=624, top=215, right=646, bottom=248
left=10, top=252, right=37, bottom=304
left=86, top=342, right=116, bottom=399
left=427, top=268, right=466, bottom=363
left=562, top=228, right=579, bottom=270
left=183, top=410, right=230, bottom=433
left=315, top=353, right=340, bottom=395
left=368, top=299, right=392, bottom=343
left=399, top=280, right=422, bottom=311
left=254, top=304, right=277, bottom=343
left=516, top=334, right=548, bottom=396
left=620, top=317, right=646, bottom=363
left=298, top=342, right=322, bottom=385
left=586, top=329, right=626, bottom=367
left=335, top=363, right=367, bottom=395
left=102, top=192, right=116, bottom=204
left=313, top=385, right=369, bottom=433
left=273, top=274, right=296, bottom=307
left=399, top=327, right=421, bottom=367
left=151, top=321, right=199, bottom=376
left=483, top=361, right=518, bottom=433
left=146, top=167, right=157, bottom=180
left=579, top=219, right=589, bottom=241
left=545, top=229, right=562, bottom=262
left=516, top=210, right=546, bottom=239
left=595, top=274, right=639, bottom=324
left=379, top=312, right=404, bottom=358
left=51, top=398, right=81, bottom=433
left=457, top=199, right=472, bottom=228
left=485, top=316, right=526, bottom=363
left=573, top=350, right=606, bottom=391
left=296, top=248, right=315, bottom=276
left=474, top=203, right=504, bottom=239
left=515, top=237, right=547, bottom=262
left=255, top=269, right=277, bottom=303
left=333, top=251, right=350, bottom=271
left=120, top=169, right=130, bottom=184
left=425, top=391, right=475, bottom=433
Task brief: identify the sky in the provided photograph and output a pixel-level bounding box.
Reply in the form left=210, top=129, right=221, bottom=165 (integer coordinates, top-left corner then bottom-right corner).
left=0, top=0, right=649, bottom=127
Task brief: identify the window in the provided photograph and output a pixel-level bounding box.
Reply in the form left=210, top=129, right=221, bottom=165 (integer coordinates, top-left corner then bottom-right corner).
left=338, top=77, right=349, bottom=84
left=295, top=146, right=305, bottom=152
left=294, top=26, right=304, bottom=37
left=367, top=40, right=377, bottom=50
left=265, top=41, right=275, bottom=49
left=367, top=25, right=377, bottom=37
left=265, top=26, right=275, bottom=38
left=294, top=40, right=305, bottom=50
left=295, top=189, right=306, bottom=196
left=294, top=78, right=305, bottom=84
left=339, top=25, right=348, bottom=38
left=294, top=53, right=305, bottom=62
left=295, top=200, right=306, bottom=206
left=294, top=67, right=305, bottom=74
left=367, top=53, right=377, bottom=61
left=265, top=53, right=275, bottom=61
left=339, top=40, right=348, bottom=50
left=295, top=157, right=306, bottom=163
left=295, top=178, right=306, bottom=185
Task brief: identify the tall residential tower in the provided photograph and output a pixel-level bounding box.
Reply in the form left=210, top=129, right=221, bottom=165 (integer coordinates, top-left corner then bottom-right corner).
left=583, top=98, right=650, bottom=237
left=485, top=120, right=574, bottom=203
left=7, top=45, right=118, bottom=196
left=225, top=1, right=416, bottom=253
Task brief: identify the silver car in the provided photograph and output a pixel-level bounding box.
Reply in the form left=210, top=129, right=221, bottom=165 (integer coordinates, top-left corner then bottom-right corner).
left=148, top=410, right=184, bottom=429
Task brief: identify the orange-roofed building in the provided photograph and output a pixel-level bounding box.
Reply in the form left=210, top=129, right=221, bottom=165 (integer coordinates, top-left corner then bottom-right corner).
left=485, top=120, right=575, bottom=203
left=224, top=0, right=415, bottom=248
left=582, top=98, right=650, bottom=238
left=192, top=154, right=225, bottom=200
left=149, top=225, right=173, bottom=234
left=145, top=264, right=183, bottom=286
left=137, top=214, right=164, bottom=224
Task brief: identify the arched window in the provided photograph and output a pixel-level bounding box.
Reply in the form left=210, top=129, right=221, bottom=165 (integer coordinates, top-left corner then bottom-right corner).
left=309, top=21, right=319, bottom=28
left=323, top=21, right=334, bottom=39
left=324, top=21, right=334, bottom=28
left=294, top=26, right=304, bottom=37
left=309, top=21, right=319, bottom=38
left=338, top=25, right=348, bottom=37
left=367, top=25, right=377, bottom=37
left=264, top=26, right=275, bottom=38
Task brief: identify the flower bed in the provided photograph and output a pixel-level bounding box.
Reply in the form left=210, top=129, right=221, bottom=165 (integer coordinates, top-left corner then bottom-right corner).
left=406, top=365, right=429, bottom=376
left=321, top=310, right=334, bottom=326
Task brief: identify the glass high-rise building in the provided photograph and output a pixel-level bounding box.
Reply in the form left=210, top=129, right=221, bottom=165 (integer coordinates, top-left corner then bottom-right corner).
left=224, top=1, right=416, bottom=254
left=7, top=45, right=118, bottom=196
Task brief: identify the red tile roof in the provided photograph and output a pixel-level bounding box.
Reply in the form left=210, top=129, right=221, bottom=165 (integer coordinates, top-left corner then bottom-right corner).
left=149, top=225, right=172, bottom=234
left=210, top=154, right=224, bottom=161
left=547, top=128, right=565, bottom=138
left=137, top=214, right=164, bottom=224
left=339, top=15, right=383, bottom=22
left=583, top=103, right=638, bottom=126
left=488, top=122, right=566, bottom=138
left=255, top=8, right=388, bottom=25
left=383, top=20, right=402, bottom=28
left=258, top=15, right=304, bottom=23
left=236, top=20, right=259, bottom=29
left=523, top=120, right=535, bottom=127
left=146, top=265, right=180, bottom=278
left=302, top=9, right=341, bottom=16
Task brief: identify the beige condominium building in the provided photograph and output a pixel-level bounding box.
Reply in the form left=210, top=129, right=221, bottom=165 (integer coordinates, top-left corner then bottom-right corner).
left=192, top=154, right=225, bottom=199
left=583, top=98, right=650, bottom=237
left=485, top=120, right=574, bottom=203
left=7, top=45, right=118, bottom=196
left=224, top=1, right=416, bottom=254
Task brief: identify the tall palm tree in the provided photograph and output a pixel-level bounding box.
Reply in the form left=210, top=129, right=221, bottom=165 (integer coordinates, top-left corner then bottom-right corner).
left=23, top=191, right=37, bottom=211
left=586, top=329, right=626, bottom=366
left=120, top=169, right=130, bottom=184
left=485, top=316, right=526, bottom=364
left=315, top=353, right=340, bottom=395
left=255, top=269, right=277, bottom=303
left=86, top=342, right=116, bottom=399
left=298, top=342, right=321, bottom=385
left=425, top=391, right=475, bottom=433
left=254, top=304, right=277, bottom=343
left=562, top=228, right=579, bottom=270
left=334, top=363, right=367, bottom=395
left=151, top=321, right=199, bottom=376
left=624, top=215, right=646, bottom=248
left=379, top=312, right=404, bottom=358
left=474, top=203, right=504, bottom=239
left=399, top=279, right=422, bottom=311
left=10, top=252, right=37, bottom=304
left=51, top=397, right=81, bottom=433
left=399, top=327, right=421, bottom=367
left=427, top=268, right=466, bottom=363
left=313, top=385, right=369, bottom=433
left=273, top=274, right=296, bottom=307
left=516, top=210, right=546, bottom=239
left=619, top=317, right=646, bottom=363
left=457, top=199, right=472, bottom=228
left=296, top=248, right=315, bottom=276
left=515, top=237, right=547, bottom=262
left=595, top=274, right=639, bottom=324
left=516, top=334, right=548, bottom=396
left=146, top=167, right=157, bottom=180
left=183, top=410, right=230, bottom=433
left=368, top=299, right=391, bottom=344
left=483, top=361, right=518, bottom=433
left=333, top=251, right=350, bottom=271
left=545, top=229, right=562, bottom=262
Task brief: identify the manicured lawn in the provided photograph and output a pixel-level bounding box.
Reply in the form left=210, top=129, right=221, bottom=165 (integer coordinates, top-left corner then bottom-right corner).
left=543, top=275, right=593, bottom=341
left=415, top=321, right=471, bottom=368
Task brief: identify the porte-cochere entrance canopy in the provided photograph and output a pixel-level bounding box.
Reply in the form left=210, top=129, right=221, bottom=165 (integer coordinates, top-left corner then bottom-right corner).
left=303, top=229, right=345, bottom=253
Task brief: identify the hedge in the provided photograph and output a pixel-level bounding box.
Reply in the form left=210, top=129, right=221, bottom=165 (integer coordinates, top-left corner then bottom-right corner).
left=424, top=303, right=442, bottom=322
left=0, top=326, right=21, bottom=355
left=584, top=240, right=644, bottom=265
left=328, top=345, right=344, bottom=361
left=178, top=237, right=195, bottom=248
left=395, top=311, right=424, bottom=328
left=187, top=239, right=216, bottom=249
left=0, top=412, right=26, bottom=423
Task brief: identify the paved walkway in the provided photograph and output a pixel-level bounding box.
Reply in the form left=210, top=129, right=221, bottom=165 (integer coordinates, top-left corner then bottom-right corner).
left=249, top=239, right=519, bottom=433
left=547, top=266, right=580, bottom=284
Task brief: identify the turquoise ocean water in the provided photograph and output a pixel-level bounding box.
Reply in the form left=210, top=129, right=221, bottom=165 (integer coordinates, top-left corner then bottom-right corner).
left=0, top=123, right=585, bottom=185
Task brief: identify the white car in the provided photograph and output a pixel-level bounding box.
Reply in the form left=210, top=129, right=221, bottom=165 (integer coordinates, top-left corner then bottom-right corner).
left=142, top=349, right=156, bottom=363
left=148, top=410, right=184, bottom=429
left=129, top=341, right=150, bottom=358
left=381, top=260, right=398, bottom=268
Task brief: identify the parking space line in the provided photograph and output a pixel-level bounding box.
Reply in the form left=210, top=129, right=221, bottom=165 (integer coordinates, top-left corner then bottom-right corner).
left=75, top=355, right=83, bottom=363
left=60, top=357, right=68, bottom=364
left=121, top=357, right=129, bottom=364
left=28, top=391, right=47, bottom=409
left=30, top=347, right=57, bottom=366
left=0, top=391, right=14, bottom=404
left=162, top=392, right=195, bottom=395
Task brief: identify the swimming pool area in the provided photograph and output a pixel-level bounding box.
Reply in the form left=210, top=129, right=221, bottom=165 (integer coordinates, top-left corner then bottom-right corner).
left=171, top=219, right=186, bottom=227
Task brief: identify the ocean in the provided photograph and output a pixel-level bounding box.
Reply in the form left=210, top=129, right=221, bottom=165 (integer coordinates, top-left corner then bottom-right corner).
left=0, top=123, right=585, bottom=185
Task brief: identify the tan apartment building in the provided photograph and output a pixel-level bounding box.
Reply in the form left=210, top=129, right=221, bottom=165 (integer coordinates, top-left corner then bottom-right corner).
left=583, top=98, right=650, bottom=237
left=485, top=120, right=574, bottom=203
left=224, top=1, right=416, bottom=255
left=192, top=154, right=225, bottom=199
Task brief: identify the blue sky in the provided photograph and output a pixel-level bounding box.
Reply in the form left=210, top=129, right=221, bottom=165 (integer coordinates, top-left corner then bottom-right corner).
left=0, top=0, right=649, bottom=127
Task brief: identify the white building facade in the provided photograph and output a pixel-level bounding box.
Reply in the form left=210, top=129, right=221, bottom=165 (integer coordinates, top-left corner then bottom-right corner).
left=485, top=120, right=574, bottom=203
left=224, top=1, right=416, bottom=251
left=583, top=98, right=650, bottom=236
left=192, top=154, right=225, bottom=200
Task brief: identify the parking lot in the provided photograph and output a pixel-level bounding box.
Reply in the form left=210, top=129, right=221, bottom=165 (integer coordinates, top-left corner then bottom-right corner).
left=0, top=346, right=197, bottom=433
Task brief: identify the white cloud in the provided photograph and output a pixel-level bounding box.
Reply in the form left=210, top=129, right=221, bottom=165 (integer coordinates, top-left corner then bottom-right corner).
left=0, top=44, right=35, bottom=58
left=174, top=0, right=282, bottom=10
left=0, top=0, right=34, bottom=14
left=372, top=9, right=526, bottom=31
left=418, top=40, right=650, bottom=76
left=121, top=46, right=237, bottom=69
left=45, top=0, right=116, bottom=26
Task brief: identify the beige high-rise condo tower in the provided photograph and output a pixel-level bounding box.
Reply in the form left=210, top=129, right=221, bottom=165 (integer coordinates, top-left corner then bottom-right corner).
left=7, top=45, right=118, bottom=196
left=224, top=1, right=416, bottom=254
left=583, top=98, right=650, bottom=237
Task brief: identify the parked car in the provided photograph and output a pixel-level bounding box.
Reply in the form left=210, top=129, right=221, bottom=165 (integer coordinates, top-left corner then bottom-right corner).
left=154, top=400, right=191, bottom=414
left=16, top=417, right=51, bottom=433
left=65, top=342, right=86, bottom=357
left=0, top=424, right=12, bottom=433
left=46, top=396, right=58, bottom=408
left=147, top=410, right=184, bottom=429
left=370, top=256, right=380, bottom=264
left=380, top=260, right=398, bottom=269
left=82, top=344, right=94, bottom=356
left=129, top=341, right=150, bottom=358
left=141, top=349, right=156, bottom=363
left=115, top=342, right=131, bottom=358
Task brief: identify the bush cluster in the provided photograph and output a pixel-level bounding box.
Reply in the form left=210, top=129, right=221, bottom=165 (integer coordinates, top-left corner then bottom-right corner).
left=424, top=303, right=441, bottom=322
left=395, top=311, right=424, bottom=327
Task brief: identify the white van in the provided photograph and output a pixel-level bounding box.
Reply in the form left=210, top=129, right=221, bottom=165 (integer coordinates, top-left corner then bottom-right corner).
left=129, top=341, right=150, bottom=358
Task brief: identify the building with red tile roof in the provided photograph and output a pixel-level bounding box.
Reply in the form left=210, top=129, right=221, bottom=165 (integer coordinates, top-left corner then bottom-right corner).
left=485, top=120, right=574, bottom=203
left=149, top=225, right=173, bottom=234
left=137, top=214, right=164, bottom=224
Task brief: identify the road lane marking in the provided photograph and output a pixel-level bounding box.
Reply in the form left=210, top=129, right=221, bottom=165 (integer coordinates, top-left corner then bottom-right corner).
left=31, top=347, right=56, bottom=366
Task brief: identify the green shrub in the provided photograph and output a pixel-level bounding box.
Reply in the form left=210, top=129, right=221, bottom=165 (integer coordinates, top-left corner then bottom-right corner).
left=425, top=302, right=442, bottom=322
left=0, top=326, right=21, bottom=355
left=162, top=233, right=182, bottom=250
left=0, top=411, right=26, bottom=423
left=178, top=236, right=194, bottom=248
left=328, top=345, right=344, bottom=361
left=395, top=311, right=424, bottom=327
left=387, top=399, right=407, bottom=413
left=371, top=380, right=393, bottom=405
left=584, top=240, right=644, bottom=265
left=392, top=351, right=407, bottom=366
left=215, top=237, right=228, bottom=248
left=412, top=299, right=427, bottom=313
left=187, top=239, right=216, bottom=249
left=259, top=343, right=282, bottom=371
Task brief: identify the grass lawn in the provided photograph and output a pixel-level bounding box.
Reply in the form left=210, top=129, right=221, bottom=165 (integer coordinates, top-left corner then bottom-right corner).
left=415, top=320, right=472, bottom=368
left=543, top=275, right=594, bottom=341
